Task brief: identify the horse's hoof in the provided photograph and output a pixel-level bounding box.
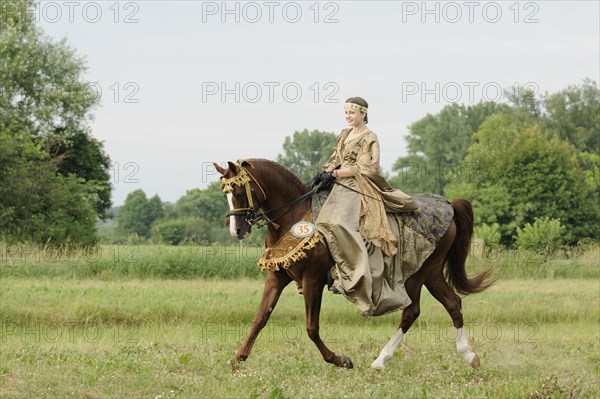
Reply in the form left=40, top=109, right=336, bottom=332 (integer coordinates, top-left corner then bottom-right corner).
left=341, top=356, right=353, bottom=369
left=469, top=354, right=480, bottom=368
left=227, top=358, right=243, bottom=372
left=370, top=360, right=385, bottom=370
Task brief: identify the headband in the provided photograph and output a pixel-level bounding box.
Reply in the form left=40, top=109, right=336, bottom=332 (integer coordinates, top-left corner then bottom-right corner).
left=344, top=102, right=368, bottom=114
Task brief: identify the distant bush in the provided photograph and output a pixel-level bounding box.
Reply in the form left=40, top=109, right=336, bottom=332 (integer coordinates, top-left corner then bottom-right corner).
left=475, top=223, right=502, bottom=251
left=152, top=219, right=188, bottom=245
left=515, top=217, right=565, bottom=254
left=151, top=217, right=233, bottom=245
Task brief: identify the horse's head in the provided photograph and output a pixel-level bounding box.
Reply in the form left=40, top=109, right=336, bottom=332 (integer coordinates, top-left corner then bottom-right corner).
left=214, top=160, right=267, bottom=240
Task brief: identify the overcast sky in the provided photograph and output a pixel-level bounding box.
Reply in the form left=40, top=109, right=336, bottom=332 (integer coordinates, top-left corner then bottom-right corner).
left=36, top=0, right=599, bottom=206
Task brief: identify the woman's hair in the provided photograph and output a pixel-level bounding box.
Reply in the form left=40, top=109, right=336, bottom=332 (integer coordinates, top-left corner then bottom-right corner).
left=346, top=97, right=369, bottom=124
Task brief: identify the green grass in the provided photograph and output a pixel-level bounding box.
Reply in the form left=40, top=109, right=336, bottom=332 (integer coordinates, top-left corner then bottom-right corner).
left=0, top=243, right=265, bottom=279
left=1, top=243, right=598, bottom=280
left=1, top=278, right=598, bottom=398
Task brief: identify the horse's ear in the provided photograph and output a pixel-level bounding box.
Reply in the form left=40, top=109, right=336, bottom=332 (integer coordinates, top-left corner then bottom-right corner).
left=240, top=160, right=252, bottom=168
left=213, top=162, right=226, bottom=175
left=227, top=161, right=239, bottom=173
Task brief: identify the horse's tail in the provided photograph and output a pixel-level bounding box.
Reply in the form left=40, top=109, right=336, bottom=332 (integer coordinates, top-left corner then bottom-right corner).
left=445, top=199, right=495, bottom=295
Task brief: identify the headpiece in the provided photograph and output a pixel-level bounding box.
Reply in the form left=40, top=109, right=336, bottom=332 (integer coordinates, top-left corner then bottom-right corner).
left=344, top=102, right=368, bottom=114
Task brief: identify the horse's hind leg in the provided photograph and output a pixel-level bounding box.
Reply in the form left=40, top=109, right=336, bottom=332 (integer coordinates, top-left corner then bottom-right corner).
left=425, top=273, right=480, bottom=368
left=371, top=279, right=423, bottom=369
left=233, top=270, right=291, bottom=364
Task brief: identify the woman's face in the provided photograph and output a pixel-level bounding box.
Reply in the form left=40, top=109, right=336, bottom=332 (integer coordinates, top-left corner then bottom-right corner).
left=345, top=108, right=365, bottom=127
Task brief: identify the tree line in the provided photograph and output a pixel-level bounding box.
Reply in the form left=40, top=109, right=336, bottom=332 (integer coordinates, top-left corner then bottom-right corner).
left=113, top=83, right=598, bottom=251
left=1, top=0, right=598, bottom=250
left=390, top=83, right=599, bottom=248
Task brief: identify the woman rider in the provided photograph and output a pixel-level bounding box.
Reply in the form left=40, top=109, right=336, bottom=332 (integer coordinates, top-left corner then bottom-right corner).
left=315, top=97, right=418, bottom=315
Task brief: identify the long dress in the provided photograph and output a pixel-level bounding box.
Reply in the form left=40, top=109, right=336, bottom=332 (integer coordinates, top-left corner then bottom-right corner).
left=316, top=127, right=419, bottom=316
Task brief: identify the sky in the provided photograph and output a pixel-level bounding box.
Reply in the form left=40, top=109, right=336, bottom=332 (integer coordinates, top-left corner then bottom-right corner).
left=34, top=0, right=600, bottom=206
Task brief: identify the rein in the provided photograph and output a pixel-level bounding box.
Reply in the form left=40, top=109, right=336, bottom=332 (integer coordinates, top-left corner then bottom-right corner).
left=220, top=162, right=393, bottom=230
left=251, top=188, right=317, bottom=228
left=333, top=180, right=390, bottom=204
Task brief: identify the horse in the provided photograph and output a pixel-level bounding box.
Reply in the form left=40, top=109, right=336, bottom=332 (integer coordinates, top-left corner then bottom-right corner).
left=213, top=158, right=494, bottom=370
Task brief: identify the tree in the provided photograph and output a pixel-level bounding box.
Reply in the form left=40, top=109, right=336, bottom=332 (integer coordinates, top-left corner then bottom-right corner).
left=166, top=182, right=228, bottom=225
left=390, top=102, right=510, bottom=194
left=543, top=79, right=599, bottom=154
left=0, top=131, right=98, bottom=244
left=46, top=130, right=112, bottom=218
left=0, top=0, right=98, bottom=137
left=446, top=114, right=599, bottom=245
left=152, top=182, right=237, bottom=245
left=276, top=129, right=337, bottom=182
left=115, top=190, right=164, bottom=240
left=0, top=0, right=112, bottom=244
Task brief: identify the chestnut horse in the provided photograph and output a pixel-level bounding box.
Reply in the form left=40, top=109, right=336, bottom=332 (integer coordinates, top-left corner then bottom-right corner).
left=214, top=159, right=494, bottom=369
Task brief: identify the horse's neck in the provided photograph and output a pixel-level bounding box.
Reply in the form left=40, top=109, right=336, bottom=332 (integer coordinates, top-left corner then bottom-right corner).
left=259, top=170, right=310, bottom=245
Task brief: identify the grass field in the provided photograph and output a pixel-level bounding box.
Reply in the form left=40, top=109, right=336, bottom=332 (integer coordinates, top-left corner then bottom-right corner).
left=1, top=275, right=598, bottom=398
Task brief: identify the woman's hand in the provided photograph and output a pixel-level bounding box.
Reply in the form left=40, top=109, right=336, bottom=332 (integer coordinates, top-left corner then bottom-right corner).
left=333, top=168, right=355, bottom=178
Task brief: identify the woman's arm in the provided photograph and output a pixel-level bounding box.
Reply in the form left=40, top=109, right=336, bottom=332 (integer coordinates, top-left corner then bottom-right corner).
left=333, top=133, right=380, bottom=179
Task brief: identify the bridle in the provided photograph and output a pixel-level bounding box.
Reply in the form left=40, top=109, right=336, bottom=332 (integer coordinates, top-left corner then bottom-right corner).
left=220, top=162, right=267, bottom=226
left=219, top=162, right=319, bottom=229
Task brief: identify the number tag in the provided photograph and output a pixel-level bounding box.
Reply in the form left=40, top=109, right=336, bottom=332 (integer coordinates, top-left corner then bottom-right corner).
left=290, top=221, right=316, bottom=238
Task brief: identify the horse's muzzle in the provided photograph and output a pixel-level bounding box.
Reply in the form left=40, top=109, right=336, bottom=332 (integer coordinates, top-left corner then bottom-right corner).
left=234, top=228, right=251, bottom=240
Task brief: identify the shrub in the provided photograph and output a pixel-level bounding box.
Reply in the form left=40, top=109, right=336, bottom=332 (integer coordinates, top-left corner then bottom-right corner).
left=475, top=223, right=502, bottom=250
left=152, top=220, right=187, bottom=245
left=515, top=217, right=565, bottom=254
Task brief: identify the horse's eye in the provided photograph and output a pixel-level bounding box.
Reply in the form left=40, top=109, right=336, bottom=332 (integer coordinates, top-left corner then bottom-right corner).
left=235, top=192, right=244, bottom=200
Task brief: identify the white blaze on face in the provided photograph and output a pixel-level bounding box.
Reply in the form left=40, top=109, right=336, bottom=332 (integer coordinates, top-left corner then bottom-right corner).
left=226, top=192, right=237, bottom=237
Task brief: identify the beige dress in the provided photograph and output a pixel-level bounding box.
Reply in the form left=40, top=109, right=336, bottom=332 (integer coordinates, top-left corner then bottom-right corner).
left=316, top=128, right=419, bottom=316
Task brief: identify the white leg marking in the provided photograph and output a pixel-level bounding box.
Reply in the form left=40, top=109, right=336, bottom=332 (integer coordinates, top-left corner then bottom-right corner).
left=371, top=328, right=404, bottom=369
left=456, top=327, right=477, bottom=366
left=226, top=193, right=237, bottom=237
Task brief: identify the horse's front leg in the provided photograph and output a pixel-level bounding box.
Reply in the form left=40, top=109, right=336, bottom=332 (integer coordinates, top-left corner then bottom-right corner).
left=233, top=270, right=291, bottom=363
left=302, top=276, right=353, bottom=369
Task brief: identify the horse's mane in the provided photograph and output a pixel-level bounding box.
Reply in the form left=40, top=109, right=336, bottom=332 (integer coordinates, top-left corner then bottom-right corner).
left=247, top=158, right=309, bottom=192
